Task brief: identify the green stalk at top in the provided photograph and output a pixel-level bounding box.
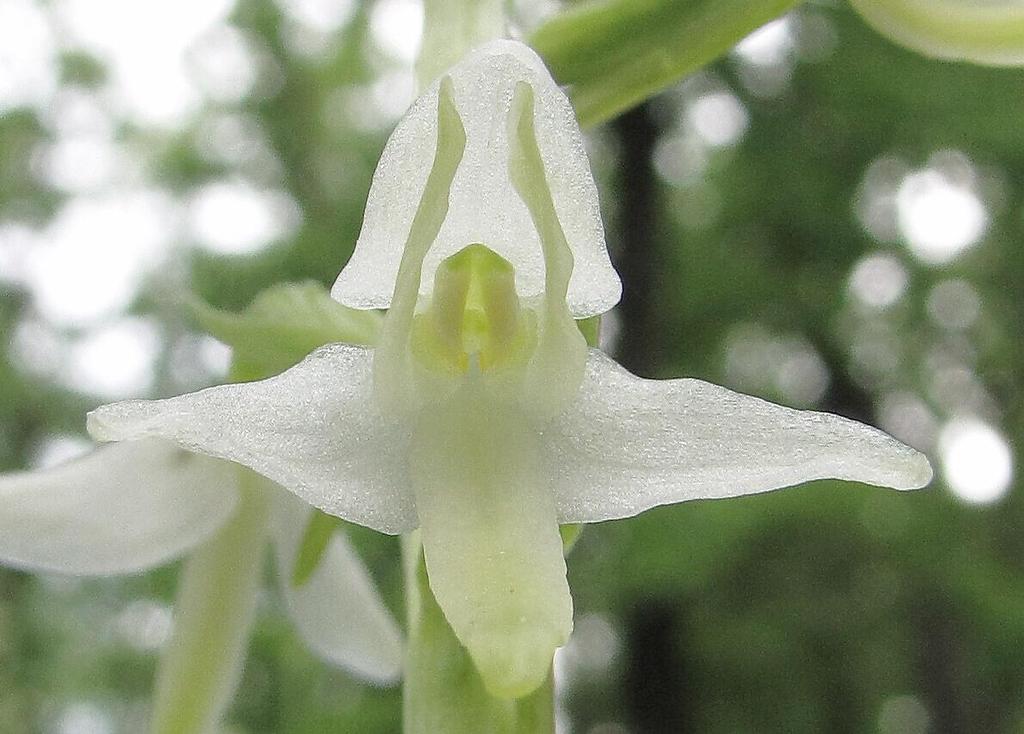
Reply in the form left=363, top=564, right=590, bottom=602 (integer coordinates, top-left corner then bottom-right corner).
left=417, top=0, right=504, bottom=88
left=532, top=0, right=802, bottom=127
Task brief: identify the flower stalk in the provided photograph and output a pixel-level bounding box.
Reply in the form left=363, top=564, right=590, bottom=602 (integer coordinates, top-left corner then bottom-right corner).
left=417, top=0, right=504, bottom=87
left=151, top=474, right=268, bottom=734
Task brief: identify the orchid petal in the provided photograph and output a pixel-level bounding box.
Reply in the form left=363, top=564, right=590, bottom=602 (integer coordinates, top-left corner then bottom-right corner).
left=851, top=0, right=1024, bottom=66
left=508, top=79, right=588, bottom=418
left=332, top=39, right=620, bottom=319
left=410, top=379, right=572, bottom=699
left=270, top=491, right=403, bottom=683
left=151, top=477, right=267, bottom=734
left=0, top=439, right=237, bottom=575
left=87, top=344, right=416, bottom=535
left=374, top=75, right=467, bottom=415
left=548, top=350, right=933, bottom=523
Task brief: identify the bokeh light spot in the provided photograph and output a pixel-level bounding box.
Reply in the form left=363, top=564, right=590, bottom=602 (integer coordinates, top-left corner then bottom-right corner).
left=188, top=26, right=260, bottom=104
left=687, top=91, right=748, bottom=148
left=369, top=0, right=423, bottom=63
left=0, top=0, right=57, bottom=112
left=115, top=599, right=174, bottom=651
left=855, top=156, right=910, bottom=244
left=56, top=0, right=235, bottom=126
left=939, top=418, right=1013, bottom=505
left=724, top=323, right=829, bottom=407
left=897, top=168, right=987, bottom=265
left=26, top=192, right=175, bottom=327
left=29, top=434, right=92, bottom=470
left=52, top=702, right=113, bottom=734
left=36, top=135, right=126, bottom=193
left=878, top=695, right=930, bottom=734
left=734, top=17, right=793, bottom=66
left=848, top=252, right=908, bottom=309
left=927, top=279, right=981, bottom=331
left=878, top=391, right=937, bottom=451
left=732, top=17, right=795, bottom=96
left=62, top=317, right=162, bottom=399
left=189, top=180, right=301, bottom=255
left=275, top=0, right=356, bottom=33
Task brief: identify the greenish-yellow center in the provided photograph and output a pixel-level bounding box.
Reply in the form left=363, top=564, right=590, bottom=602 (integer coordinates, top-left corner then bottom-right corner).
left=412, top=244, right=536, bottom=373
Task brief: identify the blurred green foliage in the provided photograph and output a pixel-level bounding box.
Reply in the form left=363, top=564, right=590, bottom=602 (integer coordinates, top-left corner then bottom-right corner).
left=1, top=1, right=1022, bottom=732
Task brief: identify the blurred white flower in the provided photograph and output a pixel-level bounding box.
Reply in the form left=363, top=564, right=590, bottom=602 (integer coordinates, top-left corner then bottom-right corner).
left=850, top=0, right=1024, bottom=65
left=0, top=439, right=402, bottom=732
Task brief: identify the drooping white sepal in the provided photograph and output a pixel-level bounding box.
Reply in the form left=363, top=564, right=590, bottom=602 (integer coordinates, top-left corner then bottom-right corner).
left=270, top=490, right=404, bottom=683
left=87, top=344, right=417, bottom=535
left=332, top=39, right=621, bottom=319
left=547, top=350, right=933, bottom=523
left=0, top=439, right=238, bottom=575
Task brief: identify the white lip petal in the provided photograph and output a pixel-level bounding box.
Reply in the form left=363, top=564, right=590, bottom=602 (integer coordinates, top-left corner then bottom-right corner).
left=271, top=492, right=404, bottom=683
left=87, top=344, right=417, bottom=535
left=850, top=0, right=1024, bottom=65
left=0, top=438, right=238, bottom=575
left=410, top=381, right=571, bottom=699
left=547, top=350, right=933, bottom=523
left=332, top=39, right=621, bottom=319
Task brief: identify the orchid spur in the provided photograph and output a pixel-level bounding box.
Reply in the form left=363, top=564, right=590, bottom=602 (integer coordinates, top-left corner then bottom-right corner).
left=0, top=432, right=402, bottom=732
left=87, top=40, right=932, bottom=701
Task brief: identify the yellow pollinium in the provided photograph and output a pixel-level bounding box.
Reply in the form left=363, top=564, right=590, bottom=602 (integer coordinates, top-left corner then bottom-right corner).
left=412, top=244, right=536, bottom=374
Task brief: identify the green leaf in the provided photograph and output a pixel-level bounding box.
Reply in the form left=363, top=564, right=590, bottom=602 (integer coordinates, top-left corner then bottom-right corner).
left=532, top=0, right=802, bottom=127
left=291, top=509, right=346, bottom=588
left=559, top=523, right=583, bottom=554
left=576, top=316, right=601, bottom=348
left=189, top=281, right=382, bottom=382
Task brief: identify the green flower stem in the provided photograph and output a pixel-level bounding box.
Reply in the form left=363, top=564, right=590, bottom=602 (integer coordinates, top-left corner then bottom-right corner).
left=532, top=0, right=803, bottom=127
left=416, top=0, right=504, bottom=88
left=150, top=473, right=268, bottom=734
left=292, top=510, right=346, bottom=587
left=402, top=534, right=556, bottom=734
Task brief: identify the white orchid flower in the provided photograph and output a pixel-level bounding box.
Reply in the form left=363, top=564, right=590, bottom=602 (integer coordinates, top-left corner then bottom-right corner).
left=87, top=40, right=932, bottom=700
left=0, top=438, right=403, bottom=733
left=850, top=0, right=1024, bottom=65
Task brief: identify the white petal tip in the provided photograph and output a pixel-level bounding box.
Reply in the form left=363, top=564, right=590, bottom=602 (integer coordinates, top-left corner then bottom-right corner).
left=310, top=628, right=405, bottom=685
left=897, top=450, right=934, bottom=490
left=469, top=629, right=561, bottom=700
left=86, top=403, right=147, bottom=442
left=855, top=442, right=933, bottom=491
left=85, top=410, right=113, bottom=441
